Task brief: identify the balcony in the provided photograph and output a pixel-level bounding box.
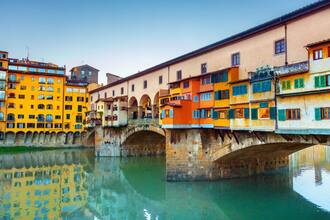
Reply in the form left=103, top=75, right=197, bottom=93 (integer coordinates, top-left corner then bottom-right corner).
left=274, top=61, right=309, bottom=76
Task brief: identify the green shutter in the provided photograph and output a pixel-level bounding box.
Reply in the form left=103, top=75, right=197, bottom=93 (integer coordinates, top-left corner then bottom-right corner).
left=244, top=108, right=249, bottom=119
left=229, top=109, right=235, bottom=119
left=300, top=78, right=304, bottom=88
left=294, top=79, right=298, bottom=88
left=286, top=81, right=291, bottom=89
left=251, top=108, right=258, bottom=120
left=278, top=109, right=286, bottom=121
left=281, top=81, right=286, bottom=90
left=212, top=109, right=218, bottom=119
left=315, top=108, right=321, bottom=121
left=270, top=107, right=276, bottom=120
left=320, top=75, right=326, bottom=87
left=315, top=76, right=320, bottom=88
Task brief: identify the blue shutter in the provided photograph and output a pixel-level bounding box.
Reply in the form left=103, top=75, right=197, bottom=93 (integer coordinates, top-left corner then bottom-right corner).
left=161, top=110, right=165, bottom=119
left=229, top=109, right=235, bottom=119
left=270, top=107, right=276, bottom=120
left=251, top=108, right=258, bottom=120
left=169, top=109, right=173, bottom=118
left=244, top=108, right=249, bottom=119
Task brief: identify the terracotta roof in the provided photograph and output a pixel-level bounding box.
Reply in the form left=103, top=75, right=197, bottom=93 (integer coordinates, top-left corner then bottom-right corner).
left=228, top=78, right=249, bottom=84
left=305, top=38, right=330, bottom=48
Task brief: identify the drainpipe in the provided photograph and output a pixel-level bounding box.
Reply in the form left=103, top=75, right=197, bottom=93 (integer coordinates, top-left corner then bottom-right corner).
left=285, top=24, right=288, bottom=66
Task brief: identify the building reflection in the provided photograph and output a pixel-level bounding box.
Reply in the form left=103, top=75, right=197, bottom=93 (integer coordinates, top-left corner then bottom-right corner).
left=0, top=150, right=90, bottom=220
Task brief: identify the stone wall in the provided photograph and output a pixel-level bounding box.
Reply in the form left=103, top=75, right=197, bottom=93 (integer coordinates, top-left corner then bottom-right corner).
left=0, top=131, right=94, bottom=148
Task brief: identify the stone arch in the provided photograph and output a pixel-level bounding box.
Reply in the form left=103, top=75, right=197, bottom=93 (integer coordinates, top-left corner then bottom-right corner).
left=50, top=132, right=57, bottom=144
left=120, top=125, right=166, bottom=156
left=73, top=132, right=81, bottom=145
left=44, top=131, right=51, bottom=144
left=128, top=96, right=138, bottom=119
left=24, top=131, right=33, bottom=145
left=139, top=94, right=152, bottom=119
left=38, top=132, right=45, bottom=144
left=32, top=132, right=39, bottom=144
left=153, top=92, right=160, bottom=119
left=15, top=131, right=25, bottom=145
left=5, top=132, right=15, bottom=145
left=66, top=132, right=74, bottom=145
left=56, top=132, right=66, bottom=145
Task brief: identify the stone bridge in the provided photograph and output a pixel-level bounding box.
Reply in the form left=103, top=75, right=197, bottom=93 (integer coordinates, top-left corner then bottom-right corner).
left=94, top=121, right=330, bottom=181
left=95, top=119, right=165, bottom=157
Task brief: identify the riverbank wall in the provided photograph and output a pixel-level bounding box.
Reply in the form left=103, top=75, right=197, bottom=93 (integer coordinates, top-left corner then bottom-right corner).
left=0, top=131, right=95, bottom=148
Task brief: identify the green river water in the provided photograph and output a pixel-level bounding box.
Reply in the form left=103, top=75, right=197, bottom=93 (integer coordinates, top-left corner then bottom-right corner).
left=0, top=145, right=330, bottom=220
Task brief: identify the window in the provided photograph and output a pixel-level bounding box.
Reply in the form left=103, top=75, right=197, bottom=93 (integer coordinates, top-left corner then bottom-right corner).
left=212, top=70, right=228, bottom=83
left=65, top=96, right=73, bottom=101
left=29, top=67, right=37, bottom=72
left=131, top=84, right=135, bottom=92
left=214, top=90, right=229, bottom=100
left=258, top=108, right=270, bottom=119
left=37, top=114, right=45, bottom=122
left=39, top=77, right=46, bottom=84
left=46, top=104, right=53, bottom=110
left=66, top=114, right=70, bottom=119
left=201, top=63, right=207, bottom=74
left=281, top=80, right=291, bottom=90
left=183, top=81, right=189, bottom=88
left=47, top=86, right=54, bottom=92
left=29, top=115, right=35, bottom=119
left=38, top=95, right=45, bottom=100
left=200, top=92, right=211, bottom=101
left=200, top=109, right=211, bottom=118
left=77, top=97, right=84, bottom=102
left=47, top=78, right=54, bottom=84
left=201, top=75, right=211, bottom=85
left=17, top=114, right=24, bottom=119
left=159, top=75, right=163, bottom=84
left=39, top=86, right=46, bottom=91
left=65, top=105, right=72, bottom=110
left=143, top=80, right=147, bottom=89
left=232, top=85, right=247, bottom=96
left=192, top=110, right=200, bottom=119
left=104, top=92, right=107, bottom=98
left=234, top=108, right=244, bottom=119
left=121, top=87, right=124, bottom=95
left=275, top=39, right=285, bottom=54
left=46, top=95, right=53, bottom=100
left=285, top=109, right=301, bottom=120
left=193, top=95, right=199, bottom=102
left=232, top=53, right=240, bottom=66
left=176, top=70, right=182, bottom=80
left=0, top=112, right=3, bottom=121
left=0, top=71, right=6, bottom=80
left=46, top=114, right=53, bottom=122
left=18, top=94, right=25, bottom=99
left=38, top=104, right=45, bottom=110
left=294, top=78, right=304, bottom=89
left=76, top=115, right=82, bottom=123
left=313, top=49, right=323, bottom=60
left=55, top=115, right=61, bottom=120
left=314, top=75, right=329, bottom=88
left=318, top=107, right=330, bottom=120
left=112, top=90, right=115, bottom=96
left=78, top=105, right=82, bottom=112
left=253, top=80, right=271, bottom=93
left=18, top=66, right=27, bottom=71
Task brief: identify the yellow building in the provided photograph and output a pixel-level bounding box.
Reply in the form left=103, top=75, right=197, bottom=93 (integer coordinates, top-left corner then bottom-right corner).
left=0, top=51, right=8, bottom=138
left=0, top=163, right=87, bottom=219
left=1, top=51, right=89, bottom=135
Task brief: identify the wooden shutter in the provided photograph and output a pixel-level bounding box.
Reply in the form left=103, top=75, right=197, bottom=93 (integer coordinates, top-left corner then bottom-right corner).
left=244, top=108, right=249, bottom=119
left=315, top=108, right=321, bottom=121
left=270, top=107, right=276, bottom=120
left=251, top=108, right=258, bottom=120
left=229, top=109, right=235, bottom=119
left=278, top=109, right=286, bottom=121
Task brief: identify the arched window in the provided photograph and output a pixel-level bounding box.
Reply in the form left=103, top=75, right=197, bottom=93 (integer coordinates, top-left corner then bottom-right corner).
left=7, top=113, right=14, bottom=121
left=46, top=114, right=53, bottom=122
left=0, top=112, right=4, bottom=121
left=38, top=104, right=45, bottom=109
left=46, top=104, right=53, bottom=110
left=37, top=114, right=44, bottom=122
left=47, top=86, right=54, bottom=92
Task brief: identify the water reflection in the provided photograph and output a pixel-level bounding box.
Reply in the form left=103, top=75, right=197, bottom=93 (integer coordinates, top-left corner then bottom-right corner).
left=0, top=146, right=329, bottom=220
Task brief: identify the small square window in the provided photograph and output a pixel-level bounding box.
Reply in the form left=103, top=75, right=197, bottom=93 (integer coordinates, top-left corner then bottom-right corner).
left=201, top=63, right=207, bottom=74
left=143, top=80, right=147, bottom=89
left=275, top=39, right=286, bottom=54
left=159, top=75, right=163, bottom=84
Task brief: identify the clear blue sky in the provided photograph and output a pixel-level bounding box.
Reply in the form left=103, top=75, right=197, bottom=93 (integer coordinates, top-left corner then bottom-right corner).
left=0, top=0, right=316, bottom=84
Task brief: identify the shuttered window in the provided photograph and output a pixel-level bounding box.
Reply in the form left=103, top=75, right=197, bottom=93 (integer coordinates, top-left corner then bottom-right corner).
left=294, top=78, right=304, bottom=89
left=232, top=85, right=247, bottom=96
left=251, top=108, right=258, bottom=120
left=278, top=109, right=286, bottom=121
left=281, top=80, right=291, bottom=90
left=169, top=109, right=174, bottom=118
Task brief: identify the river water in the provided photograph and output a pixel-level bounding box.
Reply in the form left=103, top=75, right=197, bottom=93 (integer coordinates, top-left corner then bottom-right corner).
left=0, top=146, right=330, bottom=220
